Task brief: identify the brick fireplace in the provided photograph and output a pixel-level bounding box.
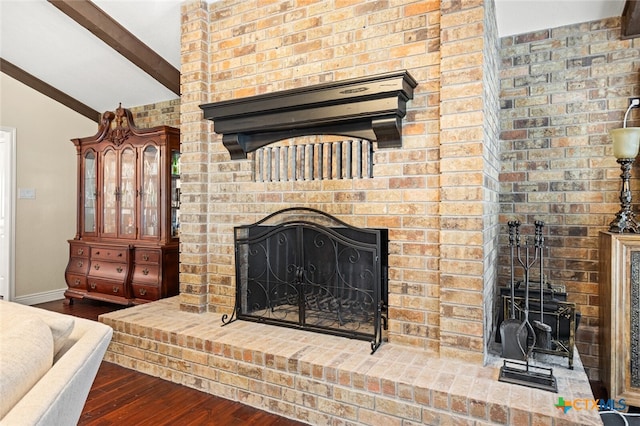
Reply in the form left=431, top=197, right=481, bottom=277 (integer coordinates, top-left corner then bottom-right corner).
left=178, top=0, right=499, bottom=367
left=99, top=0, right=638, bottom=424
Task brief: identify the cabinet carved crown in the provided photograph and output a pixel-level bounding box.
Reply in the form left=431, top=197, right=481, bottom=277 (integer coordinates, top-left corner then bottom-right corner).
left=97, top=104, right=138, bottom=146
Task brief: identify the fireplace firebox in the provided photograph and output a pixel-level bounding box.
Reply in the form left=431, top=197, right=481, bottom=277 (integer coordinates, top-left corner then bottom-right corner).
left=224, top=208, right=388, bottom=353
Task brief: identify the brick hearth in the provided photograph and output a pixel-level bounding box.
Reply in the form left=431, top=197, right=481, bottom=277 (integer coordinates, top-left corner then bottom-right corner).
left=100, top=298, right=600, bottom=425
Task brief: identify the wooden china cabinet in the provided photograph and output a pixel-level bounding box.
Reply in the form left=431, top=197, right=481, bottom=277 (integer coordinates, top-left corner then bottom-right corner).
left=65, top=105, right=180, bottom=306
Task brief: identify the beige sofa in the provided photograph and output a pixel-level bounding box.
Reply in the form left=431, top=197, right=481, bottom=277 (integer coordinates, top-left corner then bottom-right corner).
left=0, top=300, right=113, bottom=426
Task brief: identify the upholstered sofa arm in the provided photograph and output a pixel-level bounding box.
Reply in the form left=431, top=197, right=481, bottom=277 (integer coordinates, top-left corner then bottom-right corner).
left=0, top=303, right=113, bottom=426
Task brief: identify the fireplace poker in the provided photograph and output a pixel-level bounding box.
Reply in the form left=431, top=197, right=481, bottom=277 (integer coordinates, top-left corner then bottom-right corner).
left=515, top=225, right=537, bottom=361
left=533, top=221, right=552, bottom=350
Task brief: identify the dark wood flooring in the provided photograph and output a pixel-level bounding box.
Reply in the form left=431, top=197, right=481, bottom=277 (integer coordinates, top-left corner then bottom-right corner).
left=35, top=299, right=306, bottom=426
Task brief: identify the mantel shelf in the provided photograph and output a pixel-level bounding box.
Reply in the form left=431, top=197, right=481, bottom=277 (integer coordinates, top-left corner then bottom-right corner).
left=200, top=71, right=417, bottom=159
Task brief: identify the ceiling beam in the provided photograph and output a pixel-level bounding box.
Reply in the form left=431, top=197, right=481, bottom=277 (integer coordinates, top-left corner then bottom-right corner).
left=48, top=0, right=180, bottom=95
left=622, top=0, right=640, bottom=39
left=0, top=58, right=100, bottom=123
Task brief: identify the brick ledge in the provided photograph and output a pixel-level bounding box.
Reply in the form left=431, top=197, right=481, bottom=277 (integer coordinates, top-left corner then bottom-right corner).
left=99, top=297, right=601, bottom=425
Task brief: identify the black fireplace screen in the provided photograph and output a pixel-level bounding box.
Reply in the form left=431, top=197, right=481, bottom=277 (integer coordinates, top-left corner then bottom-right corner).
left=224, top=207, right=388, bottom=353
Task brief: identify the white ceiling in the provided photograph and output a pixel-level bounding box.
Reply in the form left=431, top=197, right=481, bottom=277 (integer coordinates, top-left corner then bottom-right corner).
left=0, top=0, right=181, bottom=114
left=496, top=0, right=625, bottom=37
left=0, top=0, right=628, bottom=117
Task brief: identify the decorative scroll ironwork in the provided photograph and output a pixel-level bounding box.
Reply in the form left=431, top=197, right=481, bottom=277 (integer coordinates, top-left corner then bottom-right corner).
left=225, top=207, right=388, bottom=353
left=632, top=251, right=640, bottom=387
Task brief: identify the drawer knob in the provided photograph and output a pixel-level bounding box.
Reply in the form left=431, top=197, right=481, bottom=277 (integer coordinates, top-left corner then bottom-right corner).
left=90, top=282, right=96, bottom=289
left=74, top=278, right=80, bottom=286
left=77, top=260, right=83, bottom=268
left=116, top=266, right=123, bottom=273
left=139, top=288, right=147, bottom=296
left=78, top=248, right=84, bottom=255
left=118, top=253, right=123, bottom=257
left=143, top=254, right=149, bottom=261
left=142, top=268, right=149, bottom=276
left=94, top=264, right=100, bottom=270
left=113, top=286, right=119, bottom=294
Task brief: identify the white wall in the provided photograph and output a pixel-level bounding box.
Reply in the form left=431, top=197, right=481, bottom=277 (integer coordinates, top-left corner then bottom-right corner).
left=0, top=74, right=97, bottom=302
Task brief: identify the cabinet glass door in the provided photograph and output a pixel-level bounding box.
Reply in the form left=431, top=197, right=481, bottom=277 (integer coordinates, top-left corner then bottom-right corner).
left=141, top=145, right=159, bottom=238
left=120, top=148, right=136, bottom=237
left=170, top=150, right=180, bottom=238
left=102, top=150, right=117, bottom=235
left=83, top=150, right=97, bottom=234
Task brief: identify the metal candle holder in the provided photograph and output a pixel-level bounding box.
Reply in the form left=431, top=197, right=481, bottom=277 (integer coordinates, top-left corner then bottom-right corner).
left=608, top=101, right=640, bottom=233
left=609, top=157, right=639, bottom=233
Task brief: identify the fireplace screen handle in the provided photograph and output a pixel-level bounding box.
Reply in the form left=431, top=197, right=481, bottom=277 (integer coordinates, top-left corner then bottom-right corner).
left=295, top=266, right=304, bottom=283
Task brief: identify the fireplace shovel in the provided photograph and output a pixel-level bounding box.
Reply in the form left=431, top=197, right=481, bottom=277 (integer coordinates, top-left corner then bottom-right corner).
left=500, top=221, right=527, bottom=360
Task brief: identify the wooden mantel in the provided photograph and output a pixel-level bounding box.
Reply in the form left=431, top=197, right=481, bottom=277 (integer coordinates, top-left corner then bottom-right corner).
left=199, top=71, right=417, bottom=160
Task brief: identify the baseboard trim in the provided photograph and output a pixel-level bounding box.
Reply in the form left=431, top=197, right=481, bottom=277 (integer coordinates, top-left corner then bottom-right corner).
left=13, top=288, right=66, bottom=305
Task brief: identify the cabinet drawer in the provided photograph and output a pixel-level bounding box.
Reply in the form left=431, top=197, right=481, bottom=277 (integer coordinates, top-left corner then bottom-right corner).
left=65, top=273, right=86, bottom=289
left=91, top=246, right=128, bottom=261
left=87, top=279, right=126, bottom=297
left=69, top=243, right=89, bottom=258
left=132, top=264, right=160, bottom=283
left=89, top=261, right=128, bottom=281
left=131, top=283, right=159, bottom=301
left=67, top=257, right=89, bottom=274
left=135, top=249, right=161, bottom=264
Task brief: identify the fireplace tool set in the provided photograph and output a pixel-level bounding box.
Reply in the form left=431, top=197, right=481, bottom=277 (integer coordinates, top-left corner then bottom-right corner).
left=499, top=220, right=558, bottom=392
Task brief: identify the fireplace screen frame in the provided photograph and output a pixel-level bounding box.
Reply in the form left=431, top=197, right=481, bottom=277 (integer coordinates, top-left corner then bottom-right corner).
left=224, top=207, right=388, bottom=353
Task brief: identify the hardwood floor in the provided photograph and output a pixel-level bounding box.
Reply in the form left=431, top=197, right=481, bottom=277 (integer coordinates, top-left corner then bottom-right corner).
left=36, top=298, right=126, bottom=321
left=35, top=299, right=306, bottom=426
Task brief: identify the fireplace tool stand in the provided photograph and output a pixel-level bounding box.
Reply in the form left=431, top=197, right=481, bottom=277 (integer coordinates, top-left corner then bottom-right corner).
left=499, top=221, right=558, bottom=392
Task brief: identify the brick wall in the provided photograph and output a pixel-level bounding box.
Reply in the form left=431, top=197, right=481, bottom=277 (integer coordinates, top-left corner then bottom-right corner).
left=129, top=99, right=180, bottom=128
left=439, top=0, right=501, bottom=361
left=499, top=17, right=640, bottom=380
left=178, top=0, right=502, bottom=365
left=481, top=0, right=502, bottom=361
left=179, top=0, right=211, bottom=311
